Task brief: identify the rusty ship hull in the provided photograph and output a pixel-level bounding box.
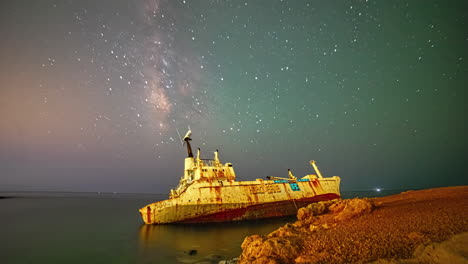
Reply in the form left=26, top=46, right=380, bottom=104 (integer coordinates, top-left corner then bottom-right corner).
left=141, top=182, right=340, bottom=224
left=139, top=130, right=341, bottom=224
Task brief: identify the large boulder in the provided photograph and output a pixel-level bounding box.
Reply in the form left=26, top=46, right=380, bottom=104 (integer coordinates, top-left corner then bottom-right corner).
left=296, top=200, right=334, bottom=221
left=330, top=198, right=373, bottom=222
left=239, top=198, right=374, bottom=263
left=239, top=234, right=302, bottom=264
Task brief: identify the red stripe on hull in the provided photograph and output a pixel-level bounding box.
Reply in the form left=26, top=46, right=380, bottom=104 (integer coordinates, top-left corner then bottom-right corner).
left=175, top=193, right=340, bottom=224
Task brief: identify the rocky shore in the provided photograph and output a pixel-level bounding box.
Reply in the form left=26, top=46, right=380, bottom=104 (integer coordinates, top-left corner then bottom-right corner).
left=228, top=186, right=468, bottom=264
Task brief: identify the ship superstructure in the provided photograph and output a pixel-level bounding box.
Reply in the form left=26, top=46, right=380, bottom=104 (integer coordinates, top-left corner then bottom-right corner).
left=139, top=130, right=341, bottom=224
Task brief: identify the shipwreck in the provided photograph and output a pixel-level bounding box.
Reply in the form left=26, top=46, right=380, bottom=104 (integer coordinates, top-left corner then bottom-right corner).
left=139, top=130, right=341, bottom=224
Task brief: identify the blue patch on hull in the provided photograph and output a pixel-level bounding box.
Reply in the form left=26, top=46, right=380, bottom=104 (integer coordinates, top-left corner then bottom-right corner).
left=290, top=183, right=300, bottom=191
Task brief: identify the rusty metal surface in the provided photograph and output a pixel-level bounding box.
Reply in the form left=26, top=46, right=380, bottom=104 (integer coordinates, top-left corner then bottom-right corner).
left=140, top=176, right=340, bottom=224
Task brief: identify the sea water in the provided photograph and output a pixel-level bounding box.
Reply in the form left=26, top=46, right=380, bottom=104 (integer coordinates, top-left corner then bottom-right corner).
left=0, top=190, right=402, bottom=264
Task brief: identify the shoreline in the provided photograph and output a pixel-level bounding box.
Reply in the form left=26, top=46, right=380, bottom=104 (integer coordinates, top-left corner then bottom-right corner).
left=230, top=186, right=468, bottom=264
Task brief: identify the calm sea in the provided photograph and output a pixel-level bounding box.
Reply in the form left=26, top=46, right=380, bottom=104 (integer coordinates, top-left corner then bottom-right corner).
left=1, top=189, right=402, bottom=264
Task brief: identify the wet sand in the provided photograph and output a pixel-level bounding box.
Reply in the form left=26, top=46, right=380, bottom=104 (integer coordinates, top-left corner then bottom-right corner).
left=237, top=186, right=468, bottom=264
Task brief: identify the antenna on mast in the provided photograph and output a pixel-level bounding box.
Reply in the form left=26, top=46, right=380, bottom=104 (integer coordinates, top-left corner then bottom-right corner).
left=175, top=126, right=184, bottom=146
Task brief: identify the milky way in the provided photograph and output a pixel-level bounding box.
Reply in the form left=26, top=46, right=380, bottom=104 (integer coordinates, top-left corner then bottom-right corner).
left=76, top=0, right=211, bottom=133
left=137, top=0, right=209, bottom=131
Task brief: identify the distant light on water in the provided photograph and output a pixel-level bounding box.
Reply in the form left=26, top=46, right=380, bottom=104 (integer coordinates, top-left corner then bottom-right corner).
left=376, top=188, right=381, bottom=192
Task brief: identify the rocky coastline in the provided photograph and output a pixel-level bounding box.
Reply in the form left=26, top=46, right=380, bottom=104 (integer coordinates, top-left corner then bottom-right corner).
left=221, top=186, right=468, bottom=264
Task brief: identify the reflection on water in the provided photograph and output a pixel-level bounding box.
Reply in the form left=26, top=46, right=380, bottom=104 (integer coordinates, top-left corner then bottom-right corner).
left=137, top=217, right=294, bottom=263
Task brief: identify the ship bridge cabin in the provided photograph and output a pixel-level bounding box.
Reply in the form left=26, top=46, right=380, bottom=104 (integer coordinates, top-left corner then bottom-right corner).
left=187, top=148, right=236, bottom=182
left=170, top=133, right=236, bottom=198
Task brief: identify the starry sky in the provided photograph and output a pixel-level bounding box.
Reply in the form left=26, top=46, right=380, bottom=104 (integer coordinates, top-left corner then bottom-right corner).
left=1, top=0, right=466, bottom=193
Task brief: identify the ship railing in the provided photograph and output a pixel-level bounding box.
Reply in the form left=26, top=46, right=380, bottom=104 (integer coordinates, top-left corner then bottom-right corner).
left=198, top=159, right=220, bottom=167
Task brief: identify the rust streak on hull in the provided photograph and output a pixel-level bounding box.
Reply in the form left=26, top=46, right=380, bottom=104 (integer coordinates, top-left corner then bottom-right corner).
left=175, top=193, right=340, bottom=224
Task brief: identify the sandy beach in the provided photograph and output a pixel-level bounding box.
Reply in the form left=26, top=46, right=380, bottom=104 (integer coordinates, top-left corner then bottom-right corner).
left=236, top=186, right=468, bottom=264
